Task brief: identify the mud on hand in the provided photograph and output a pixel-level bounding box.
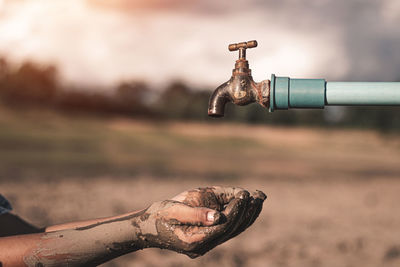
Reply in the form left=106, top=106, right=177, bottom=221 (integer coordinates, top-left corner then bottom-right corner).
left=133, top=186, right=267, bottom=258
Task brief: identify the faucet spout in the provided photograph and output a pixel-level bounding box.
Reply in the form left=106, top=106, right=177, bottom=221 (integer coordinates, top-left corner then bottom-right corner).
left=208, top=81, right=230, bottom=117
left=208, top=40, right=270, bottom=118
left=208, top=76, right=270, bottom=117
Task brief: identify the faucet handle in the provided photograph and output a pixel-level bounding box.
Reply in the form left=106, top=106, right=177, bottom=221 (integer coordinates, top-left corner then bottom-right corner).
left=228, top=40, right=257, bottom=51
left=228, top=40, right=257, bottom=60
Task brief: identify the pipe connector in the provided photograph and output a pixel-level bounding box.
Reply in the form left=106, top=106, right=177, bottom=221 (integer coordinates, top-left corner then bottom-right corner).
left=208, top=40, right=270, bottom=117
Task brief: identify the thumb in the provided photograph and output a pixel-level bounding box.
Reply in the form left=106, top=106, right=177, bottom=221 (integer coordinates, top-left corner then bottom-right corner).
left=162, top=203, right=221, bottom=226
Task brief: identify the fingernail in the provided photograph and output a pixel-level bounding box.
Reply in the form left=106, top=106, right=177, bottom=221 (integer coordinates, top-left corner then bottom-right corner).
left=207, top=211, right=215, bottom=222
left=256, top=190, right=267, bottom=201
left=236, top=191, right=249, bottom=200
left=207, top=211, right=221, bottom=224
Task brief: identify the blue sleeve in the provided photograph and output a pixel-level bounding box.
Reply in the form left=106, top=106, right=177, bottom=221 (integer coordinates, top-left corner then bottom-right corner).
left=0, top=194, right=12, bottom=215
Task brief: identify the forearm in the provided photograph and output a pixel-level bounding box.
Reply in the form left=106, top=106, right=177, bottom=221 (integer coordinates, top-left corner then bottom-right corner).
left=0, top=213, right=146, bottom=267
left=45, top=210, right=144, bottom=232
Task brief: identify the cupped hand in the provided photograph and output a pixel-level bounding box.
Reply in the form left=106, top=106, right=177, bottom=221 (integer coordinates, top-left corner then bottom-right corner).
left=136, top=186, right=266, bottom=258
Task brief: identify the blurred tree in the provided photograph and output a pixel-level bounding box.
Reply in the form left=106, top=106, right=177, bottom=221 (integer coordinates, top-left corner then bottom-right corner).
left=0, top=61, right=57, bottom=106
left=56, top=90, right=116, bottom=114
left=0, top=58, right=8, bottom=79
left=0, top=55, right=399, bottom=132
left=157, top=81, right=191, bottom=119
left=115, top=81, right=151, bottom=115
left=342, top=107, right=400, bottom=132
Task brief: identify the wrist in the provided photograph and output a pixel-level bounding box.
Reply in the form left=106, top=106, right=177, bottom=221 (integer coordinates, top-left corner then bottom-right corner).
left=129, top=206, right=159, bottom=249
left=94, top=212, right=148, bottom=253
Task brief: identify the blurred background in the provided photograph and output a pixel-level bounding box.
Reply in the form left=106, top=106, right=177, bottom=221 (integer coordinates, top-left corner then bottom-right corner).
left=1, top=0, right=400, bottom=266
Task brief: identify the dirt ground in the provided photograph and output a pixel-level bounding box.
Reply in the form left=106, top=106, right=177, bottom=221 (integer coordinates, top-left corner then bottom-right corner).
left=1, top=114, right=400, bottom=266
left=3, top=177, right=400, bottom=267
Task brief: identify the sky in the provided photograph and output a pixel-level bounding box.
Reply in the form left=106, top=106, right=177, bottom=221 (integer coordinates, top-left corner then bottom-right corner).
left=0, top=0, right=400, bottom=90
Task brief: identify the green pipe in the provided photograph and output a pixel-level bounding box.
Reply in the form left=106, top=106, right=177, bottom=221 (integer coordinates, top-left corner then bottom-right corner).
left=326, top=82, right=400, bottom=106
left=270, top=75, right=400, bottom=112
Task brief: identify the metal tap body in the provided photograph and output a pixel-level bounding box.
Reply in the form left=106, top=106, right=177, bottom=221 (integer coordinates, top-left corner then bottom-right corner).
left=208, top=41, right=269, bottom=117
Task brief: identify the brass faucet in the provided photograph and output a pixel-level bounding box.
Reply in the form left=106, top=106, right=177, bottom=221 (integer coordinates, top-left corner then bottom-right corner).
left=208, top=40, right=270, bottom=117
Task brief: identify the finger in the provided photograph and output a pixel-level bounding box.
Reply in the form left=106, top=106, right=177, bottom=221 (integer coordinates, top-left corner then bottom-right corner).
left=202, top=190, right=250, bottom=240
left=224, top=195, right=257, bottom=239
left=161, top=202, right=222, bottom=226
left=220, top=189, right=249, bottom=219
left=211, top=186, right=248, bottom=205
left=171, top=188, right=221, bottom=210
left=228, top=190, right=267, bottom=239
left=193, top=192, right=249, bottom=256
left=216, top=190, right=251, bottom=243
left=245, top=190, right=266, bottom=228
left=171, top=191, right=189, bottom=202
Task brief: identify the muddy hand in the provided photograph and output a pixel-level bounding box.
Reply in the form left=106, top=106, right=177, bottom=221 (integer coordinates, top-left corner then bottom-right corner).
left=134, top=186, right=266, bottom=258
left=173, top=186, right=267, bottom=256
